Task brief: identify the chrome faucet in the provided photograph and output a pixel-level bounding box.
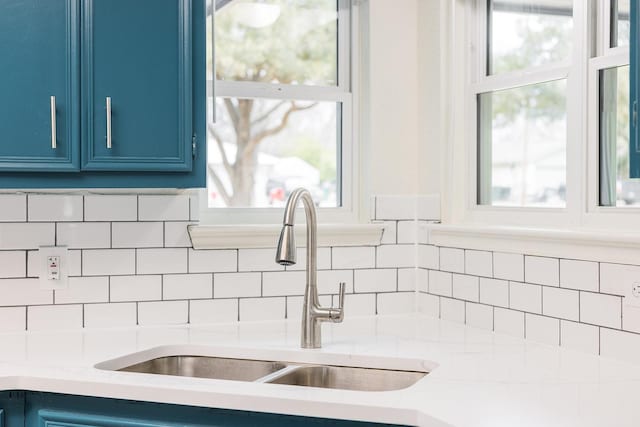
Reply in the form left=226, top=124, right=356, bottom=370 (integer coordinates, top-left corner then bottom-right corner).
left=275, top=188, right=345, bottom=349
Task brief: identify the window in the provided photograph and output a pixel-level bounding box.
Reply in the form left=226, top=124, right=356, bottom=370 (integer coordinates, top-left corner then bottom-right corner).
left=453, top=0, right=637, bottom=229
left=205, top=0, right=354, bottom=221
left=476, top=0, right=573, bottom=208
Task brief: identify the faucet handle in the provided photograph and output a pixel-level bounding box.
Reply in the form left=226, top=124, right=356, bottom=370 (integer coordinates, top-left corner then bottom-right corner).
left=330, top=282, right=346, bottom=323
left=337, top=282, right=346, bottom=309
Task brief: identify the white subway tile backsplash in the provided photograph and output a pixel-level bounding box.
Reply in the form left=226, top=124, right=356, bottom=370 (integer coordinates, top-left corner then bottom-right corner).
left=560, top=320, right=599, bottom=355
left=509, top=282, right=542, bottom=314
left=377, top=245, right=415, bottom=269
left=138, top=195, right=190, bottom=221
left=397, top=268, right=416, bottom=292
left=112, top=222, right=163, bottom=248
left=239, top=248, right=284, bottom=272
left=239, top=297, right=285, bottom=321
left=164, top=222, right=194, bottom=247
left=163, top=273, right=212, bottom=300
left=138, top=300, right=188, bottom=325
left=189, top=195, right=200, bottom=221
left=0, top=195, right=26, bottom=222
left=428, top=270, right=452, bottom=297
left=580, top=292, right=622, bottom=329
left=465, top=302, right=493, bottom=330
left=377, top=292, right=414, bottom=315
left=417, top=268, right=428, bottom=292
left=0, top=278, right=52, bottom=306
left=417, top=292, right=439, bottom=317
left=190, top=299, right=238, bottom=324
left=214, top=273, right=261, bottom=298
left=452, top=274, right=479, bottom=302
left=418, top=245, right=439, bottom=270
left=526, top=314, right=559, bottom=346
left=354, top=269, right=397, bottom=293
left=332, top=247, right=375, bottom=269
left=344, top=293, right=376, bottom=317
left=375, top=196, right=416, bottom=220
left=28, top=195, right=83, bottom=222
left=0, top=223, right=55, bottom=249
left=542, top=287, right=579, bottom=321
left=493, top=252, right=524, bottom=282
left=84, top=303, right=137, bottom=328
left=380, top=221, right=397, bottom=244
left=560, top=259, right=599, bottom=292
left=600, top=328, right=640, bottom=364
left=287, top=247, right=331, bottom=271
left=188, top=249, right=237, bottom=273
left=440, top=298, right=465, bottom=323
left=57, top=222, right=111, bottom=249
left=0, top=251, right=26, bottom=278
left=262, top=271, right=305, bottom=296
left=83, top=249, right=135, bottom=276
left=479, top=278, right=509, bottom=308
left=318, top=269, right=354, bottom=294
left=0, top=307, right=26, bottom=332
left=600, top=262, right=640, bottom=296
left=494, top=308, right=524, bottom=338
left=55, top=276, right=109, bottom=304
left=396, top=221, right=416, bottom=244
left=623, top=305, right=640, bottom=334
left=439, top=248, right=464, bottom=273
left=110, top=275, right=161, bottom=302
left=464, top=250, right=492, bottom=277
left=28, top=304, right=83, bottom=331
left=525, top=256, right=559, bottom=287
left=137, top=248, right=187, bottom=275
left=84, top=195, right=138, bottom=222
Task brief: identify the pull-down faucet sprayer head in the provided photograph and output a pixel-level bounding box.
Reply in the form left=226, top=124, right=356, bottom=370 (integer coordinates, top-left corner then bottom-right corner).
left=275, top=224, right=296, bottom=266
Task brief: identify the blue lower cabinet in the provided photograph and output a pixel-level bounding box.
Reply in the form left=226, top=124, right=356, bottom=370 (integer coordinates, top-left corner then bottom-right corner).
left=20, top=391, right=408, bottom=427
left=0, top=392, right=25, bottom=427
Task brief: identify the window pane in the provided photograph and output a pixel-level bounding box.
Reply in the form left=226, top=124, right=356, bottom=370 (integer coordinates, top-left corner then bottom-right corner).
left=207, top=97, right=340, bottom=208
left=611, top=0, right=630, bottom=48
left=599, top=66, right=638, bottom=206
left=215, top=0, right=338, bottom=86
left=478, top=80, right=567, bottom=207
left=488, top=0, right=573, bottom=75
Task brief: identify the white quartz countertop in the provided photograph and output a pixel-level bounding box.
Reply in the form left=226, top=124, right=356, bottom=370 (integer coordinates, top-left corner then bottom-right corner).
left=0, top=314, right=638, bottom=427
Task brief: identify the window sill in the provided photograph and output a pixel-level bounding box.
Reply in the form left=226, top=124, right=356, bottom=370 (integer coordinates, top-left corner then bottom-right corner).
left=189, top=223, right=384, bottom=250
left=426, top=223, right=640, bottom=264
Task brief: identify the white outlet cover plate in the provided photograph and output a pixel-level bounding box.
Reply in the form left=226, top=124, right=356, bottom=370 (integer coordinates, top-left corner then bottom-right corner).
left=38, top=246, right=69, bottom=290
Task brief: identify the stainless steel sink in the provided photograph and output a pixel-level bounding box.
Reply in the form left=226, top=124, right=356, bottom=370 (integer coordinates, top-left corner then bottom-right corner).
left=115, top=356, right=428, bottom=391
left=119, top=356, right=287, bottom=382
left=267, top=365, right=426, bottom=392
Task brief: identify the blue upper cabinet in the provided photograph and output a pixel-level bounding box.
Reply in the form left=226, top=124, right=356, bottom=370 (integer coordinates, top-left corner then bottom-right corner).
left=82, top=0, right=193, bottom=172
left=0, top=0, right=80, bottom=172
left=0, top=0, right=206, bottom=188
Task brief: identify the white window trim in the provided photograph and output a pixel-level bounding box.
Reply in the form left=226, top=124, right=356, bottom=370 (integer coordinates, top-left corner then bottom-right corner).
left=198, top=0, right=365, bottom=227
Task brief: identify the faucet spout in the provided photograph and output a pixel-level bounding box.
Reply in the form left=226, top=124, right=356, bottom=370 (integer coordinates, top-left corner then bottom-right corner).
left=275, top=188, right=345, bottom=349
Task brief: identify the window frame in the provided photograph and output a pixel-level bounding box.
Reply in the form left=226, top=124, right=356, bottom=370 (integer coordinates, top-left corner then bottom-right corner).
left=199, top=0, right=362, bottom=225
left=451, top=0, right=637, bottom=231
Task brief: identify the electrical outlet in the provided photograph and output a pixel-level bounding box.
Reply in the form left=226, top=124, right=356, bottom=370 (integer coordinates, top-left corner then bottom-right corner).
left=38, top=246, right=68, bottom=290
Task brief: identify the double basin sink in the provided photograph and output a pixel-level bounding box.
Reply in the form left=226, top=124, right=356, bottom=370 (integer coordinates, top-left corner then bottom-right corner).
left=115, top=355, right=428, bottom=392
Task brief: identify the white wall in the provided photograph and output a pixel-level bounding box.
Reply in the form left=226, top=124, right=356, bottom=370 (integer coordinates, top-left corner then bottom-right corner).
left=366, top=0, right=420, bottom=195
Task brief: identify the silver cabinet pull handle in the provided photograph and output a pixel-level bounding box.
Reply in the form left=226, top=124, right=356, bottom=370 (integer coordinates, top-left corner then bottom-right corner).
left=106, top=97, right=112, bottom=149
left=50, top=96, right=57, bottom=149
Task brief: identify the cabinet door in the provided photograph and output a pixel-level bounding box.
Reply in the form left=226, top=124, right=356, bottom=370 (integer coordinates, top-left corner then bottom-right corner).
left=0, top=0, right=80, bottom=171
left=82, top=0, right=193, bottom=172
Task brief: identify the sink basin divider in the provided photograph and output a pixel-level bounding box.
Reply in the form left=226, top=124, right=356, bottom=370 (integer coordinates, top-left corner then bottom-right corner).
left=254, top=364, right=304, bottom=384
